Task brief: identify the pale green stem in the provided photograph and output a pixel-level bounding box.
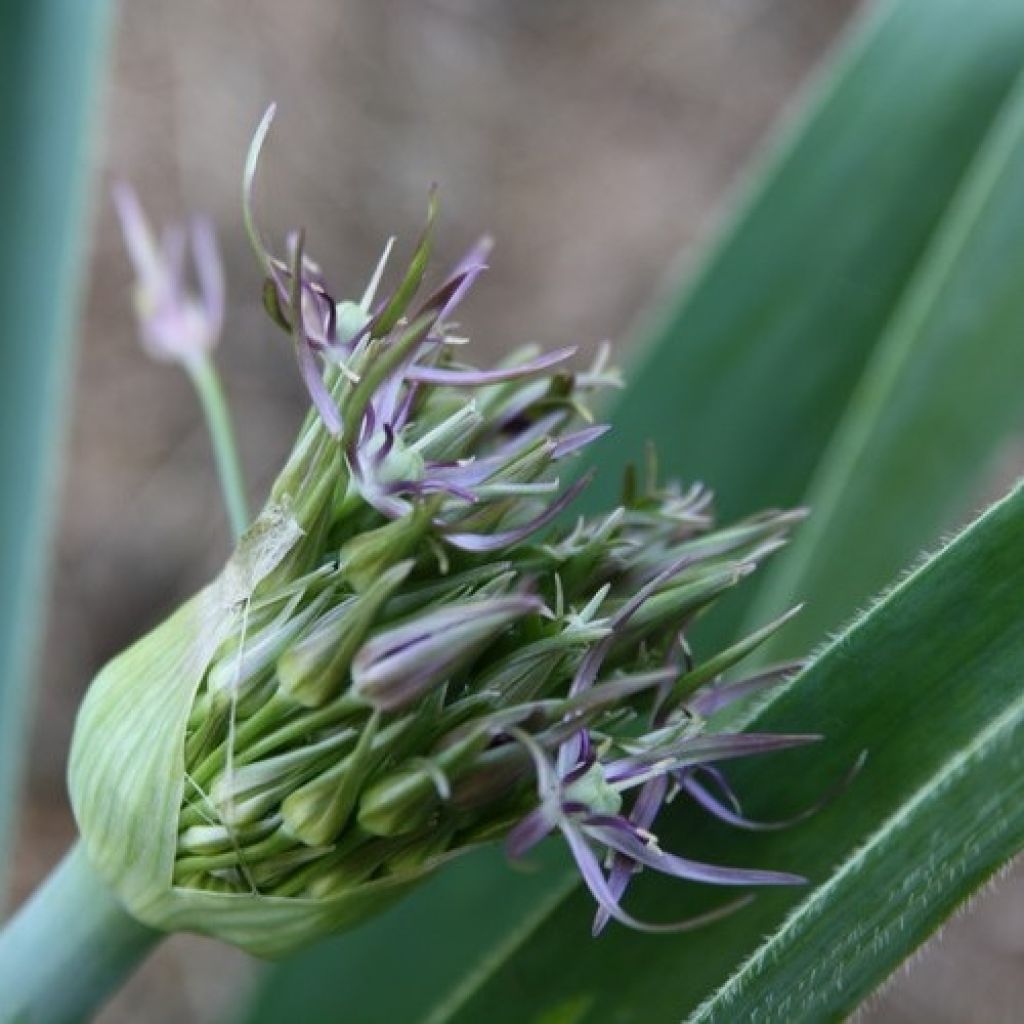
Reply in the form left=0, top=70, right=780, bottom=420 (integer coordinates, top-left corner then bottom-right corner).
left=0, top=843, right=161, bottom=1023
left=188, top=355, right=249, bottom=540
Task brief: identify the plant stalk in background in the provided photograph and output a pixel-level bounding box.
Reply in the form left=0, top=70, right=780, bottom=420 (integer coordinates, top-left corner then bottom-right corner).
left=0, top=0, right=113, bottom=906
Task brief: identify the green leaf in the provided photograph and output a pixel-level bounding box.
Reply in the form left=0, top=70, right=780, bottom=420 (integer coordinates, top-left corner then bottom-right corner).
left=240, top=0, right=1024, bottom=1018
left=584, top=0, right=1024, bottom=527
left=746, top=54, right=1024, bottom=661
left=0, top=1, right=112, bottom=902
left=440, top=482, right=1024, bottom=1022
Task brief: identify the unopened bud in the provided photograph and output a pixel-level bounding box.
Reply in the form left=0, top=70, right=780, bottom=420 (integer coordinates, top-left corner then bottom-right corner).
left=277, top=562, right=411, bottom=706
left=351, top=596, right=542, bottom=711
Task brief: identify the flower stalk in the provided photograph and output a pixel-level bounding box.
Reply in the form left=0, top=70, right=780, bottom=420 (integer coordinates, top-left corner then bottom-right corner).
left=187, top=354, right=250, bottom=540
left=0, top=844, right=160, bottom=1024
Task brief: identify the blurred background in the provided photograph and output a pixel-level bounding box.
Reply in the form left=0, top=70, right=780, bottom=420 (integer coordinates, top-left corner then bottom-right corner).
left=12, top=1, right=1024, bottom=1020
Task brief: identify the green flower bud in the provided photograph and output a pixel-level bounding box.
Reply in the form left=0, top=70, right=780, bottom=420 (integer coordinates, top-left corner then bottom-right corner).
left=356, top=726, right=490, bottom=837
left=350, top=595, right=543, bottom=712
left=276, top=562, right=412, bottom=706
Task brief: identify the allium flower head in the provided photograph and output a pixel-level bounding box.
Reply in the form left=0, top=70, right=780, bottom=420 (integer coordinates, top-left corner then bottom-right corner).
left=69, top=108, right=832, bottom=957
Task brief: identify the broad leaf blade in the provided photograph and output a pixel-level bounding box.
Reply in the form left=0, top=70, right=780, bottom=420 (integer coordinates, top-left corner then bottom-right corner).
left=691, top=664, right=1024, bottom=1021
left=241, top=0, right=1024, bottom=1018
left=746, top=59, right=1024, bottom=660
left=443, top=482, right=1024, bottom=1022
left=0, top=2, right=112, bottom=900
left=456, top=57, right=1024, bottom=1024
left=584, top=0, right=1024, bottom=525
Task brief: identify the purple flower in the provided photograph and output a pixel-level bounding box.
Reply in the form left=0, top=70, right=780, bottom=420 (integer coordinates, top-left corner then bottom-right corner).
left=113, top=182, right=224, bottom=369
left=504, top=727, right=810, bottom=934
left=495, top=555, right=827, bottom=934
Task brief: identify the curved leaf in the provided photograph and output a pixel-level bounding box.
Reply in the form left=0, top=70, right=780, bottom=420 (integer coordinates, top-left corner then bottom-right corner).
left=747, top=56, right=1024, bottom=661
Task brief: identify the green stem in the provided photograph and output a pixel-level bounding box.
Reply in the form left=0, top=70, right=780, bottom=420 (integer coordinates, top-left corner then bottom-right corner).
left=0, top=843, right=161, bottom=1023
left=188, top=355, right=249, bottom=540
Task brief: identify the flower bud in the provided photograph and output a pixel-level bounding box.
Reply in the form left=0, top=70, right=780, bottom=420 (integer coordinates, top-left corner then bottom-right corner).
left=356, top=726, right=490, bottom=836
left=351, top=596, right=543, bottom=711
left=277, top=562, right=412, bottom=706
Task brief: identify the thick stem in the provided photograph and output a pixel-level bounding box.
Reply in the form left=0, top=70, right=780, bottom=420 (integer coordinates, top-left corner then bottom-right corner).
left=0, top=843, right=162, bottom=1023
left=188, top=355, right=250, bottom=541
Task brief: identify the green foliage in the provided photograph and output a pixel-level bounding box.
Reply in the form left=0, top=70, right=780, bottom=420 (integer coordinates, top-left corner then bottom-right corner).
left=691, top=491, right=1024, bottom=1020
left=241, top=0, right=1024, bottom=1019
left=750, top=59, right=1024, bottom=661
left=0, top=1, right=112, bottom=901
left=585, top=0, right=1024, bottom=531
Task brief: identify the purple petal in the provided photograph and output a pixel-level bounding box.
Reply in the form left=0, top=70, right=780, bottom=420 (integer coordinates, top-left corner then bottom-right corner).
left=504, top=725, right=561, bottom=800
left=191, top=217, right=225, bottom=336
left=372, top=423, right=396, bottom=467
left=606, top=732, right=822, bottom=783
left=609, top=551, right=697, bottom=631
left=687, top=662, right=804, bottom=717
left=400, top=478, right=480, bottom=504
left=551, top=425, right=610, bottom=460
left=590, top=775, right=672, bottom=932
left=283, top=249, right=343, bottom=437
left=112, top=181, right=162, bottom=289
left=594, top=857, right=639, bottom=936
left=299, top=352, right=343, bottom=436
left=505, top=805, right=558, bottom=860
left=681, top=774, right=798, bottom=832
left=689, top=764, right=743, bottom=814
left=426, top=447, right=536, bottom=490
left=370, top=372, right=407, bottom=427
left=586, top=823, right=805, bottom=888
left=300, top=279, right=337, bottom=349
left=444, top=471, right=592, bottom=553
left=489, top=411, right=566, bottom=455
left=353, top=596, right=541, bottom=710
left=632, top=774, right=670, bottom=831
left=405, top=346, right=577, bottom=386
left=489, top=379, right=555, bottom=432
left=432, top=413, right=566, bottom=490
left=434, top=259, right=486, bottom=324
left=558, top=643, right=608, bottom=774
left=683, top=750, right=867, bottom=832
left=561, top=823, right=753, bottom=936
left=435, top=236, right=493, bottom=321
left=392, top=380, right=419, bottom=431
left=352, top=476, right=413, bottom=519
left=159, top=225, right=188, bottom=299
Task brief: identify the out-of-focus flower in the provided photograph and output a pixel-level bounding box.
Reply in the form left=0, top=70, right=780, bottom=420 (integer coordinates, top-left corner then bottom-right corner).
left=67, top=108, right=841, bottom=958
left=113, top=182, right=224, bottom=369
